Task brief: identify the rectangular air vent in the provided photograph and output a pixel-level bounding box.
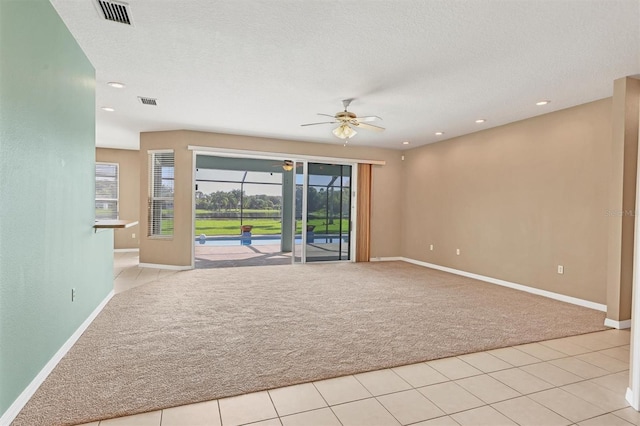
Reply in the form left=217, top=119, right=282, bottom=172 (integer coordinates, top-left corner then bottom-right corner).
left=95, top=0, right=132, bottom=25
left=138, top=97, right=158, bottom=106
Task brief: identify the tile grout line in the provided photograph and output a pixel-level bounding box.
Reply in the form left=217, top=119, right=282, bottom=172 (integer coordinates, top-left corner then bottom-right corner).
left=265, top=388, right=282, bottom=420
left=490, top=394, right=574, bottom=425
left=368, top=368, right=417, bottom=425
left=403, top=413, right=460, bottom=426
left=525, top=387, right=630, bottom=425
left=310, top=381, right=345, bottom=426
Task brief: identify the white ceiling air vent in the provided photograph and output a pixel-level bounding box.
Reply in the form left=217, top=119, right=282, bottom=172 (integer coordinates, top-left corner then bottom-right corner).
left=94, top=0, right=132, bottom=25
left=138, top=97, right=158, bottom=106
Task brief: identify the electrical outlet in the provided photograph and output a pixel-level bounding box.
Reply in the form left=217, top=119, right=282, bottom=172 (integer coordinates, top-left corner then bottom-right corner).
left=557, top=265, right=564, bottom=274
left=71, top=288, right=76, bottom=302
left=429, top=244, right=434, bottom=251
left=456, top=249, right=460, bottom=255
left=132, top=233, right=136, bottom=239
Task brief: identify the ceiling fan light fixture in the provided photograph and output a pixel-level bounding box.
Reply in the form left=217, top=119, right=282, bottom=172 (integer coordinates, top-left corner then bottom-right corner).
left=282, top=160, right=294, bottom=171
left=333, top=124, right=357, bottom=139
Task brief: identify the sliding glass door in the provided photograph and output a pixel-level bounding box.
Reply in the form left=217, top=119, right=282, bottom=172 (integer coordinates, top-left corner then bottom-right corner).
left=293, top=162, right=352, bottom=263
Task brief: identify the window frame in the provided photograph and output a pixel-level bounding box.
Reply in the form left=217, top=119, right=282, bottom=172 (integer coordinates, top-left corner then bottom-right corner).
left=148, top=150, right=175, bottom=238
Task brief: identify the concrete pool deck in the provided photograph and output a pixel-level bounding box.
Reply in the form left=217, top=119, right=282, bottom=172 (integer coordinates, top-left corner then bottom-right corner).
left=195, top=243, right=292, bottom=269
left=194, top=241, right=349, bottom=268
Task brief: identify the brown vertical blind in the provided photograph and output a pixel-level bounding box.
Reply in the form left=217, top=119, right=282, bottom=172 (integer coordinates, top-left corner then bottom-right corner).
left=356, top=163, right=372, bottom=262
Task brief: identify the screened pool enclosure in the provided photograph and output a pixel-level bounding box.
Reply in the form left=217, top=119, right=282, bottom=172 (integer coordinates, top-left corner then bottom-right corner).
left=194, top=155, right=353, bottom=266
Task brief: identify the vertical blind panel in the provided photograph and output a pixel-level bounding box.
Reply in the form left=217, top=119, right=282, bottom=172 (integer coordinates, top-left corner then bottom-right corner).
left=149, top=152, right=175, bottom=236
left=356, top=164, right=372, bottom=262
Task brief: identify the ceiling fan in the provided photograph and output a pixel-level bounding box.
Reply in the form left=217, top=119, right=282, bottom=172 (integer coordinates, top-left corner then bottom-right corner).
left=301, top=99, right=384, bottom=140
left=271, top=159, right=299, bottom=171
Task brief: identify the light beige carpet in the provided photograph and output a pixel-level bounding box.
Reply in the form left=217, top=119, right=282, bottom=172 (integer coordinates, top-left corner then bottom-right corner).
left=14, top=261, right=606, bottom=426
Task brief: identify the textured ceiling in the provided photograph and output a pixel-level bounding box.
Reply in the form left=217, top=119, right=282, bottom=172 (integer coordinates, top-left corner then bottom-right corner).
left=49, top=0, right=640, bottom=150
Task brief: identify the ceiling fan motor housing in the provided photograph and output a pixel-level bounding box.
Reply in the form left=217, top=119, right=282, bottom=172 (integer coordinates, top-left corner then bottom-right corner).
left=336, top=111, right=357, bottom=121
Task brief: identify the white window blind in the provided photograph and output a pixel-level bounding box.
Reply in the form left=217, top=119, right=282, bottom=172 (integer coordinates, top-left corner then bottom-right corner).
left=95, top=163, right=118, bottom=220
left=148, top=151, right=175, bottom=236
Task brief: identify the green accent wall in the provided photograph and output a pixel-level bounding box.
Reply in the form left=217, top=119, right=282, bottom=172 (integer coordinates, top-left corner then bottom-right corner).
left=0, top=0, right=113, bottom=418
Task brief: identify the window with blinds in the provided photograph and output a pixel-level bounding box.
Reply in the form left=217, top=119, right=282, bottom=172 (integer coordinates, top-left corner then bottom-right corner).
left=95, top=163, right=118, bottom=220
left=148, top=151, right=175, bottom=237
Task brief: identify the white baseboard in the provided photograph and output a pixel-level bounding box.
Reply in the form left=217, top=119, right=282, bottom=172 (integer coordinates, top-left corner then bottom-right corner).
left=604, top=318, right=632, bottom=329
left=0, top=290, right=114, bottom=426
left=401, top=257, right=607, bottom=312
left=114, top=248, right=139, bottom=253
left=370, top=257, right=403, bottom=262
left=626, top=388, right=638, bottom=410
left=139, top=262, right=192, bottom=271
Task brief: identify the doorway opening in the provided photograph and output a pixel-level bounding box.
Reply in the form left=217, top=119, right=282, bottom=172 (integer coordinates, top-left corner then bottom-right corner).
left=192, top=153, right=357, bottom=268
left=294, top=162, right=353, bottom=263
left=194, top=156, right=292, bottom=268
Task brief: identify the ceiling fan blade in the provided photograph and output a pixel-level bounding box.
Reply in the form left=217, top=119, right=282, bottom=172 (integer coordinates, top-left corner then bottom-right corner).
left=355, top=122, right=385, bottom=132
left=301, top=121, right=337, bottom=127
left=356, top=115, right=382, bottom=122
left=317, top=113, right=337, bottom=118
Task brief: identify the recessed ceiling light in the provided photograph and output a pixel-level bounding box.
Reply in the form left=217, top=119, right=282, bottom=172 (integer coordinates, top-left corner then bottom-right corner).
left=536, top=100, right=550, bottom=106
left=402, top=141, right=410, bottom=145
left=107, top=82, right=125, bottom=89
left=435, top=132, right=444, bottom=136
left=475, top=119, right=486, bottom=123
left=101, top=107, right=115, bottom=112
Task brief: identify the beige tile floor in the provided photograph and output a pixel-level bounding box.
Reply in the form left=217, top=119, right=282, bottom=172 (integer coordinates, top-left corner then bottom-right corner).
left=113, top=251, right=179, bottom=294
left=85, top=254, right=637, bottom=426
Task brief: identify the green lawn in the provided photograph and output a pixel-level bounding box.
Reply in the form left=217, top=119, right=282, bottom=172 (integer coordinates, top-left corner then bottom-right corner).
left=195, top=218, right=282, bottom=235
left=194, top=218, right=349, bottom=236
left=195, top=209, right=280, bottom=215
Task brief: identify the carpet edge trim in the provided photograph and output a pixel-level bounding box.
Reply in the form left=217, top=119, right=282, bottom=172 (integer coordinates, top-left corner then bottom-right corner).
left=398, top=257, right=608, bottom=313
left=0, top=290, right=115, bottom=426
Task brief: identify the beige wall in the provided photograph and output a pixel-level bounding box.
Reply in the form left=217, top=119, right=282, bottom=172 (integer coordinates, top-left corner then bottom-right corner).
left=96, top=148, right=140, bottom=249
left=401, top=99, right=612, bottom=304
left=139, top=131, right=403, bottom=267
left=136, top=96, right=633, bottom=309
